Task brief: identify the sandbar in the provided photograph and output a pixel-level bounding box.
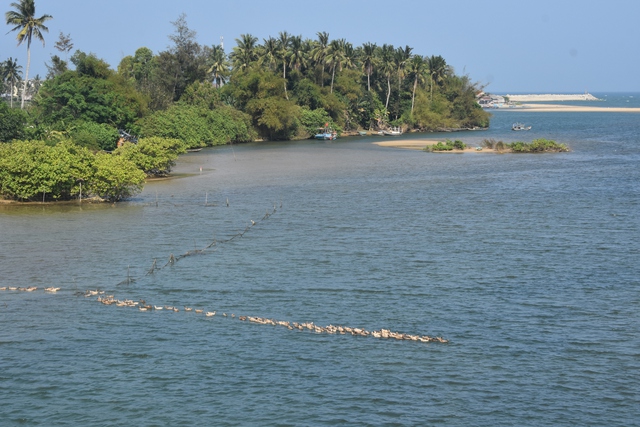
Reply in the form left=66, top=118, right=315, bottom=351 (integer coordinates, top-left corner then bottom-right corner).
left=374, top=139, right=497, bottom=152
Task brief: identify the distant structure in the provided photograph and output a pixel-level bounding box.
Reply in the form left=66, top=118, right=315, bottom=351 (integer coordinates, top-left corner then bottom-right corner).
left=220, top=36, right=224, bottom=49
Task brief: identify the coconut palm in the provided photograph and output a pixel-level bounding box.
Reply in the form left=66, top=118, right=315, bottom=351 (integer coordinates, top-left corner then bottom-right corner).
left=5, top=0, right=52, bottom=109
left=310, top=31, right=330, bottom=86
left=361, top=42, right=377, bottom=92
left=394, top=45, right=412, bottom=92
left=230, top=33, right=258, bottom=72
left=207, top=45, right=229, bottom=87
left=407, top=55, right=428, bottom=114
left=3, top=57, right=23, bottom=108
left=277, top=31, right=290, bottom=99
left=259, top=36, right=278, bottom=72
left=379, top=44, right=396, bottom=110
left=326, top=39, right=347, bottom=93
left=288, top=35, right=307, bottom=72
left=427, top=55, right=449, bottom=102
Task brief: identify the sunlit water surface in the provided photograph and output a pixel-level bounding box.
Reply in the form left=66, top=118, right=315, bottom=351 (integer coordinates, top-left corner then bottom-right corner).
left=1, top=94, right=639, bottom=426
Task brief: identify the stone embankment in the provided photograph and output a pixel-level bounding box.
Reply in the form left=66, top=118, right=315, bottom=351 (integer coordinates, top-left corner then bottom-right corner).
left=504, top=93, right=599, bottom=102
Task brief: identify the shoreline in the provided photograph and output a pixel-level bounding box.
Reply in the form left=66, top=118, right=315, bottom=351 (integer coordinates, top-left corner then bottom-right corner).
left=508, top=103, right=640, bottom=113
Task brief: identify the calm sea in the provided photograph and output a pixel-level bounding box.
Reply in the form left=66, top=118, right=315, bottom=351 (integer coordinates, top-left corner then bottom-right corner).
left=1, top=93, right=639, bottom=426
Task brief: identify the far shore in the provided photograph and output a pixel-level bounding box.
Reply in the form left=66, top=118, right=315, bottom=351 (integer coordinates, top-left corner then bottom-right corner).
left=503, top=103, right=640, bottom=113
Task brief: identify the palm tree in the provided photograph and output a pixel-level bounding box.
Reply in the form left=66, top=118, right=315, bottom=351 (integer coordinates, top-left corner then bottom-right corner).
left=394, top=45, right=413, bottom=92
left=277, top=31, right=290, bottom=99
left=3, top=57, right=23, bottom=108
left=259, top=36, right=278, bottom=72
left=326, top=39, right=347, bottom=93
left=207, top=45, right=229, bottom=88
left=379, top=44, right=395, bottom=110
left=288, top=35, right=307, bottom=72
left=230, top=33, right=258, bottom=72
left=427, top=55, right=449, bottom=102
left=407, top=55, right=428, bottom=114
left=361, top=42, right=377, bottom=92
left=310, top=31, right=329, bottom=86
left=5, top=0, right=52, bottom=109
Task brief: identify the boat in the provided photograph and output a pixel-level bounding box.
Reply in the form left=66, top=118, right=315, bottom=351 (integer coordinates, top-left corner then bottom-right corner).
left=314, top=125, right=337, bottom=140
left=512, top=122, right=532, bottom=131
left=358, top=130, right=368, bottom=136
left=186, top=148, right=203, bottom=152
left=383, top=127, right=403, bottom=136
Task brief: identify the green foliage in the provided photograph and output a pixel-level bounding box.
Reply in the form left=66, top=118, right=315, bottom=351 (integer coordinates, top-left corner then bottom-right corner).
left=114, top=137, right=186, bottom=176
left=137, top=103, right=254, bottom=148
left=89, top=151, right=145, bottom=202
left=33, top=64, right=147, bottom=130
left=0, top=102, right=27, bottom=142
left=508, top=138, right=569, bottom=153
left=298, top=107, right=334, bottom=138
left=71, top=121, right=120, bottom=151
left=425, top=139, right=466, bottom=152
left=0, top=139, right=93, bottom=201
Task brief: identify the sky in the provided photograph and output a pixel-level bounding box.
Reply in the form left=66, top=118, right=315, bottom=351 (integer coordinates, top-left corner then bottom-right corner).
left=2, top=0, right=639, bottom=94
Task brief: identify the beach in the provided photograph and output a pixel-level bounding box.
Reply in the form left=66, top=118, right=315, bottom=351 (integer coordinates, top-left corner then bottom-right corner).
left=515, top=103, right=640, bottom=113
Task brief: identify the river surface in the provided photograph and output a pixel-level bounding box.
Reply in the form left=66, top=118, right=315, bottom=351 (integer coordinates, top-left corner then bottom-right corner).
left=1, top=93, right=639, bottom=426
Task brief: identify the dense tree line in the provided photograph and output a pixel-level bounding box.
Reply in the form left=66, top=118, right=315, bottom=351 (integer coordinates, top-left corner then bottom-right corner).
left=2, top=2, right=490, bottom=201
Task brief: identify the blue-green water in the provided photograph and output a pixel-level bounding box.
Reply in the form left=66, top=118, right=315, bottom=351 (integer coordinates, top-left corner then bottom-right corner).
left=1, top=94, right=639, bottom=426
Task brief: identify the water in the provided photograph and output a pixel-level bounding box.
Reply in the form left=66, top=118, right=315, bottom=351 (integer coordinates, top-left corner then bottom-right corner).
left=1, top=95, right=639, bottom=426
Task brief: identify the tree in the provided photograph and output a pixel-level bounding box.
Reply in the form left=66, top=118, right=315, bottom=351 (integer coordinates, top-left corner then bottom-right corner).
left=379, top=44, right=395, bottom=111
left=0, top=101, right=27, bottom=141
left=206, top=44, right=229, bottom=88
left=258, top=36, right=278, bottom=72
left=45, top=54, right=67, bottom=79
left=310, top=31, right=330, bottom=86
left=3, top=57, right=22, bottom=108
left=326, top=39, right=346, bottom=93
left=361, top=42, right=377, bottom=92
left=54, top=31, right=73, bottom=60
left=277, top=31, right=290, bottom=99
left=5, top=0, right=52, bottom=109
left=230, top=33, right=258, bottom=72
left=427, top=55, right=449, bottom=102
left=407, top=55, right=427, bottom=114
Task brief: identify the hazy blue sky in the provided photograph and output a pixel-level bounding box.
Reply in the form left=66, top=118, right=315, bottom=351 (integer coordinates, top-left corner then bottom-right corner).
left=2, top=0, right=639, bottom=93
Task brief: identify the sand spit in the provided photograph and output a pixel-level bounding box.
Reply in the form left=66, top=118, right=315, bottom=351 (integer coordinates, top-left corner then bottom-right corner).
left=374, top=140, right=497, bottom=152
left=504, top=93, right=599, bottom=102
left=515, top=103, right=640, bottom=113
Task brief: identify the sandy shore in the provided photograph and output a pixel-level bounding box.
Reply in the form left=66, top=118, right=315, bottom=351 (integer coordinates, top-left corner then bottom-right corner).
left=513, top=103, right=640, bottom=113
left=505, top=94, right=599, bottom=102
left=374, top=139, right=497, bottom=153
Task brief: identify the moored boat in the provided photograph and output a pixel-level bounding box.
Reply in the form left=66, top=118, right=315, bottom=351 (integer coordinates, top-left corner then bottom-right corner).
left=383, top=127, right=403, bottom=136
left=314, top=125, right=337, bottom=140
left=512, top=122, right=532, bottom=131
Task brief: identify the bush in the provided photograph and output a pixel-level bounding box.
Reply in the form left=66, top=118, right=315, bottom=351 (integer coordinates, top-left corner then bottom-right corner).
left=508, top=138, right=569, bottom=153
left=0, top=102, right=27, bottom=142
left=426, top=139, right=465, bottom=151
left=115, top=137, right=186, bottom=176
left=137, top=104, right=255, bottom=148
left=71, top=121, right=120, bottom=151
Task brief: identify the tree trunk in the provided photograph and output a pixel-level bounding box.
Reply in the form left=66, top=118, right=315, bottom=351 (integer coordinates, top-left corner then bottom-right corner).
left=330, top=66, right=336, bottom=93
left=283, top=63, right=288, bottom=100
left=21, top=46, right=31, bottom=109
left=385, top=76, right=391, bottom=110
left=411, top=76, right=417, bottom=114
